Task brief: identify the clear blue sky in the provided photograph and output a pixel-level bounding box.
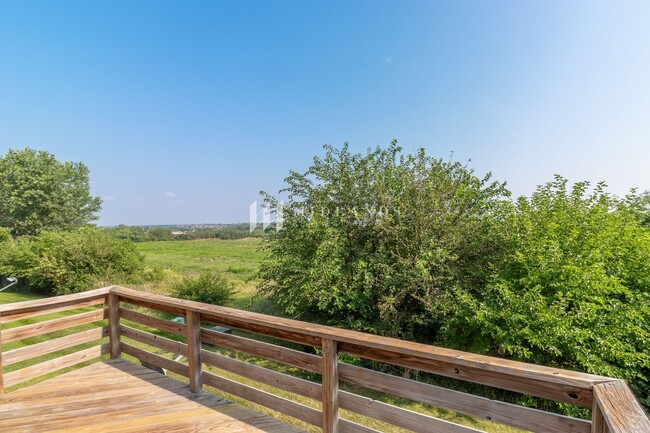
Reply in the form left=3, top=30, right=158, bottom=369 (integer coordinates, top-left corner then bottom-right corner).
left=1, top=1, right=648, bottom=225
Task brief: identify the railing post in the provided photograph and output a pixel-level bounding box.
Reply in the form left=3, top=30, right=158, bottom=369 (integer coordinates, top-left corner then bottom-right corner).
left=108, top=293, right=121, bottom=359
left=187, top=310, right=203, bottom=393
left=322, top=338, right=339, bottom=433
left=592, top=397, right=607, bottom=433
left=0, top=313, right=4, bottom=395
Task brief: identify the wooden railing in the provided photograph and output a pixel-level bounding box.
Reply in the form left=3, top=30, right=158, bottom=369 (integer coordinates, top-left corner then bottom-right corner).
left=1, top=285, right=648, bottom=433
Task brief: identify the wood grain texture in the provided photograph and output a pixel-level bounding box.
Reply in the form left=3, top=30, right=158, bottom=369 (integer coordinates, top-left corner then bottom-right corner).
left=339, top=362, right=591, bottom=433
left=3, top=343, right=109, bottom=388
left=0, top=298, right=107, bottom=324
left=202, top=350, right=321, bottom=400
left=121, top=342, right=189, bottom=377
left=120, top=325, right=188, bottom=356
left=2, top=309, right=108, bottom=344
left=322, top=338, right=340, bottom=433
left=339, top=390, right=485, bottom=433
left=3, top=326, right=109, bottom=366
left=203, top=370, right=322, bottom=427
left=0, top=314, right=4, bottom=395
left=201, top=327, right=321, bottom=373
left=108, top=293, right=121, bottom=359
left=0, top=286, right=110, bottom=319
left=593, top=380, right=650, bottom=433
left=119, top=308, right=186, bottom=336
left=339, top=419, right=382, bottom=433
left=186, top=310, right=203, bottom=393
left=0, top=359, right=305, bottom=433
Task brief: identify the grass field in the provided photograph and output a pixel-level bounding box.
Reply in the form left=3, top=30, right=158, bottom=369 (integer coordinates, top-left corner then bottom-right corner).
left=134, top=237, right=272, bottom=311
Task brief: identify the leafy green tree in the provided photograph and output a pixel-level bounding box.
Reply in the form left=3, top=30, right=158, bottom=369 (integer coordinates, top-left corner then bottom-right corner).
left=0, top=148, right=102, bottom=236
left=441, top=177, right=650, bottom=408
left=258, top=142, right=510, bottom=339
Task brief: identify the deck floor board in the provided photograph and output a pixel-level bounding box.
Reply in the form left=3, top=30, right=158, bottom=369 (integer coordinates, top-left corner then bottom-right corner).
left=0, top=359, right=306, bottom=433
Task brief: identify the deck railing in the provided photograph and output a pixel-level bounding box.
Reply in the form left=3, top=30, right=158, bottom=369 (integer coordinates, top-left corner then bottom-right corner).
left=0, top=285, right=648, bottom=433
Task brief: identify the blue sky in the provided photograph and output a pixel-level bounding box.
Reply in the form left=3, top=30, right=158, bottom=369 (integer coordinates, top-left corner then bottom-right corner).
left=1, top=1, right=649, bottom=225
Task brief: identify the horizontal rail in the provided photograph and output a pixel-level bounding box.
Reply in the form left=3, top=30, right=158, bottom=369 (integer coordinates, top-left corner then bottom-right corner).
left=119, top=308, right=186, bottom=336
left=339, top=391, right=484, bottom=433
left=201, top=327, right=322, bottom=373
left=120, top=325, right=188, bottom=357
left=203, top=370, right=322, bottom=426
left=121, top=342, right=188, bottom=377
left=3, top=326, right=109, bottom=366
left=0, top=287, right=110, bottom=319
left=339, top=362, right=591, bottom=433
left=202, top=350, right=321, bottom=400
left=2, top=309, right=108, bottom=344
left=3, top=343, right=109, bottom=388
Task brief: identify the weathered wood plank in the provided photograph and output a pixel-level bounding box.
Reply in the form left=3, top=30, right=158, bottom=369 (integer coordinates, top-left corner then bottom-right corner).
left=3, top=326, right=109, bottom=366
left=186, top=310, right=202, bottom=393
left=203, top=370, right=322, bottom=426
left=339, top=342, right=595, bottom=408
left=3, top=343, right=109, bottom=388
left=593, top=380, right=650, bottom=433
left=339, top=391, right=485, bottom=433
left=120, top=325, right=188, bottom=356
left=202, top=350, right=321, bottom=400
left=111, top=286, right=608, bottom=406
left=108, top=293, right=121, bottom=359
left=0, top=298, right=107, bottom=324
left=0, top=314, right=4, bottom=395
left=322, top=338, right=340, bottom=433
left=340, top=419, right=382, bottom=433
left=201, top=327, right=321, bottom=373
left=121, top=342, right=189, bottom=377
left=0, top=359, right=305, bottom=433
left=119, top=308, right=186, bottom=336
left=0, top=286, right=110, bottom=320
left=339, top=362, right=591, bottom=433
left=2, top=309, right=108, bottom=344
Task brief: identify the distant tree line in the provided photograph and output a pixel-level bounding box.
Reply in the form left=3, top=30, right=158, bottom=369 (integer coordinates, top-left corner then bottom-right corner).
left=103, top=223, right=265, bottom=242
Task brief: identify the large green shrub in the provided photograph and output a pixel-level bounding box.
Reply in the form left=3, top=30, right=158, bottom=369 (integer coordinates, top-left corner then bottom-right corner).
left=0, top=227, right=145, bottom=294
left=259, top=142, right=510, bottom=339
left=441, top=177, right=650, bottom=409
left=172, top=272, right=236, bottom=305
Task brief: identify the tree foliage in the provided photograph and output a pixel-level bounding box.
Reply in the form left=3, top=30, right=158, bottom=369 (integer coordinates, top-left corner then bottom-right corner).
left=259, top=142, right=510, bottom=339
left=0, top=227, right=145, bottom=295
left=259, top=144, right=650, bottom=410
left=442, top=177, right=650, bottom=407
left=0, top=148, right=102, bottom=236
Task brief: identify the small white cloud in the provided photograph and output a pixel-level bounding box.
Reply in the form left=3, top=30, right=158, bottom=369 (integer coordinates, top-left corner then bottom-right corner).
left=384, top=56, right=393, bottom=63
left=165, top=191, right=176, bottom=198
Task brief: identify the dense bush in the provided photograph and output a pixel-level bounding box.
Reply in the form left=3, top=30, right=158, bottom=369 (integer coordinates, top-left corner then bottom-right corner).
left=441, top=177, right=650, bottom=408
left=259, top=142, right=510, bottom=339
left=0, top=227, right=145, bottom=295
left=172, top=272, right=236, bottom=305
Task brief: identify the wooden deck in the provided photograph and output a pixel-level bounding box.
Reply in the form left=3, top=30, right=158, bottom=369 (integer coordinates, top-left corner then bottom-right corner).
left=0, top=359, right=305, bottom=433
